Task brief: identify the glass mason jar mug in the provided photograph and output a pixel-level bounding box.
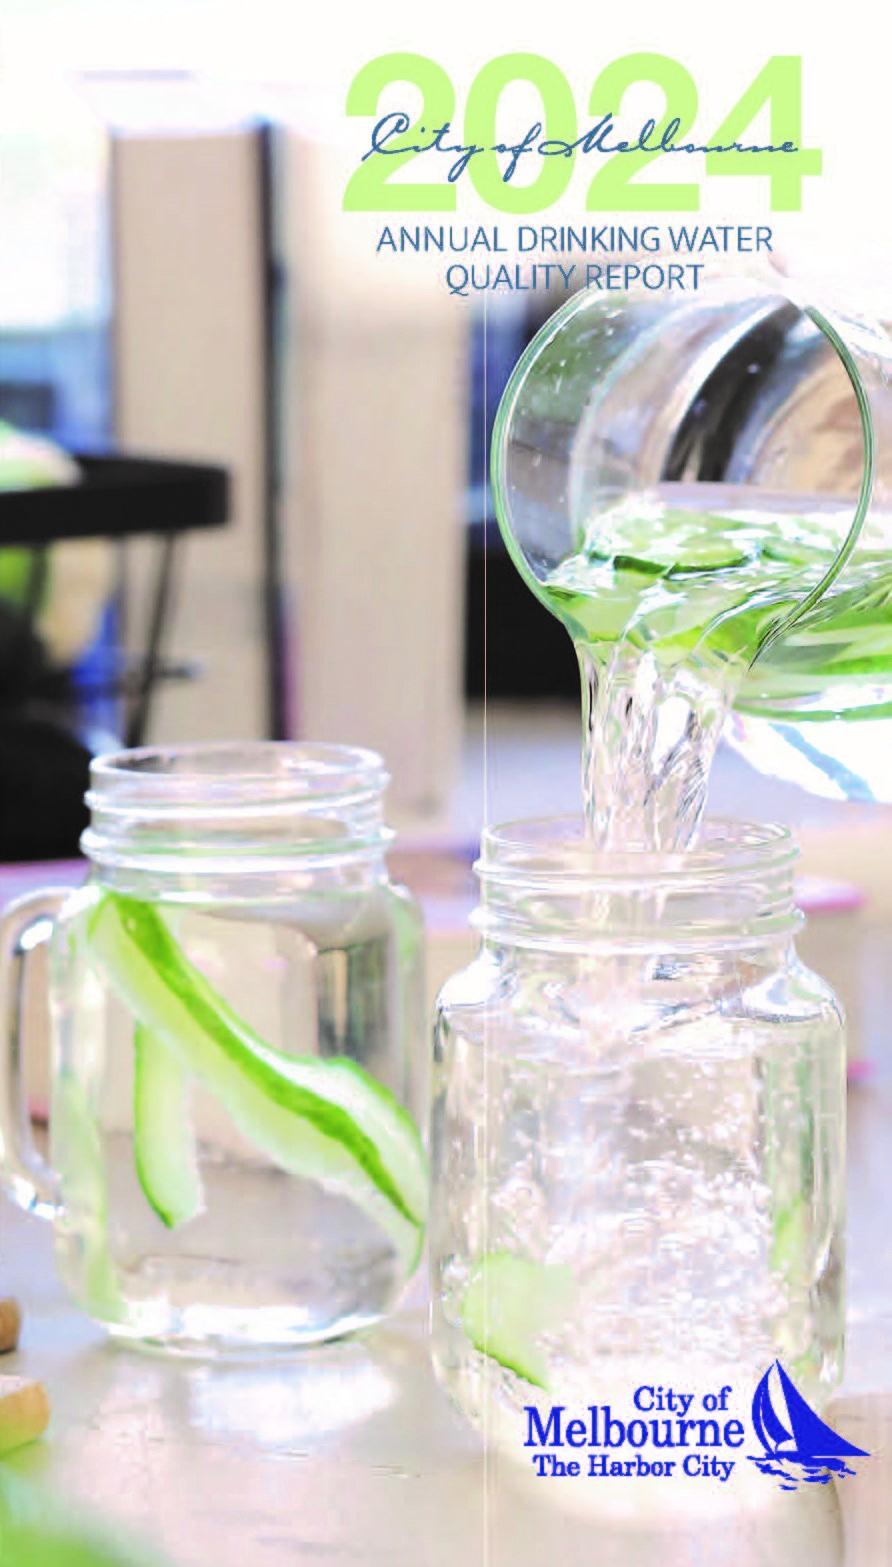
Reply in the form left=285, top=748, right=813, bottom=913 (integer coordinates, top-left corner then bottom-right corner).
left=0, top=743, right=428, bottom=1351
left=430, top=818, right=846, bottom=1452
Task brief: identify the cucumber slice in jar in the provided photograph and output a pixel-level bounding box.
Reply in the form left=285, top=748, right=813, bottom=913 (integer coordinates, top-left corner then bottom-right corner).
left=461, top=1251, right=576, bottom=1391
left=53, top=1075, right=123, bottom=1319
left=133, top=1024, right=204, bottom=1230
left=87, top=893, right=428, bottom=1270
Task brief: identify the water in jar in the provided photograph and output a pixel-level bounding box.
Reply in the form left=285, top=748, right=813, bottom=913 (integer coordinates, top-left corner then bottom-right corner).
left=50, top=881, right=426, bottom=1351
left=431, top=945, right=845, bottom=1454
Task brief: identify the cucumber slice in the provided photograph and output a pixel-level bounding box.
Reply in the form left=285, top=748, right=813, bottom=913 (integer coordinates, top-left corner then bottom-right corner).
left=664, top=544, right=750, bottom=575
left=87, top=893, right=427, bottom=1270
left=53, top=1075, right=123, bottom=1319
left=611, top=554, right=667, bottom=578
left=133, top=1024, right=204, bottom=1230
left=0, top=1472, right=170, bottom=1567
left=461, top=1250, right=576, bottom=1390
left=770, top=1196, right=810, bottom=1285
left=587, top=506, right=752, bottom=575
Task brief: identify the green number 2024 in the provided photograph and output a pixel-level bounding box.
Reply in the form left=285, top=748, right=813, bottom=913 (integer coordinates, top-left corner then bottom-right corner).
left=344, top=53, right=822, bottom=214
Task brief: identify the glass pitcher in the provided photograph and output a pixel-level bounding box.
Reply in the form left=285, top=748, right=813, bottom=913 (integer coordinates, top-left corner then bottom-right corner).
left=491, top=276, right=892, bottom=802
left=430, top=818, right=846, bottom=1461
left=0, top=743, right=428, bottom=1351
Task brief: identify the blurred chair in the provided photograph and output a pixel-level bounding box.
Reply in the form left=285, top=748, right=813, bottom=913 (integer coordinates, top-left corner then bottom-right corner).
left=0, top=453, right=228, bottom=860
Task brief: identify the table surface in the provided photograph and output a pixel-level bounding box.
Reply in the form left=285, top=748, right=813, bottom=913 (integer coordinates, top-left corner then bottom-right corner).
left=1, top=1078, right=890, bottom=1567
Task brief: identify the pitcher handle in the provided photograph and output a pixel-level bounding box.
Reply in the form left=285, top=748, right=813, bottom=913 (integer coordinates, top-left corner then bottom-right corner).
left=0, top=889, right=71, bottom=1219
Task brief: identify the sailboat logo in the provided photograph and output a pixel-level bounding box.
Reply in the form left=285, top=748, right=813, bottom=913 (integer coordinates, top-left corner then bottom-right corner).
left=749, top=1361, right=869, bottom=1490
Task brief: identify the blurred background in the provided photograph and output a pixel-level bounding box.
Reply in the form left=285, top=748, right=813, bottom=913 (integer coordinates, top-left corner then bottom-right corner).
left=0, top=63, right=582, bottom=853
left=2, top=57, right=891, bottom=868
left=0, top=2, right=890, bottom=863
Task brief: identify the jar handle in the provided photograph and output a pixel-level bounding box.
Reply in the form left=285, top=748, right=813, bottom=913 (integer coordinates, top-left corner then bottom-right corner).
left=0, top=889, right=70, bottom=1220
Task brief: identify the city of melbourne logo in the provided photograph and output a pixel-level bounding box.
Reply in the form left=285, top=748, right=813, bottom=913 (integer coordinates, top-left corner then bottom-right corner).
left=749, top=1360, right=869, bottom=1490
left=523, top=1363, right=868, bottom=1492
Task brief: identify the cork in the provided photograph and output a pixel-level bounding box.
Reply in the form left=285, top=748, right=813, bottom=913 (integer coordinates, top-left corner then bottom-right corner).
left=0, top=1376, right=50, bottom=1454
left=0, top=1298, right=22, bottom=1353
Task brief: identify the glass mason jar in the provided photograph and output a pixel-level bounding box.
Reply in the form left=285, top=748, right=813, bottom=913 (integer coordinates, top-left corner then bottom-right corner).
left=430, top=818, right=846, bottom=1453
left=0, top=743, right=428, bottom=1352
